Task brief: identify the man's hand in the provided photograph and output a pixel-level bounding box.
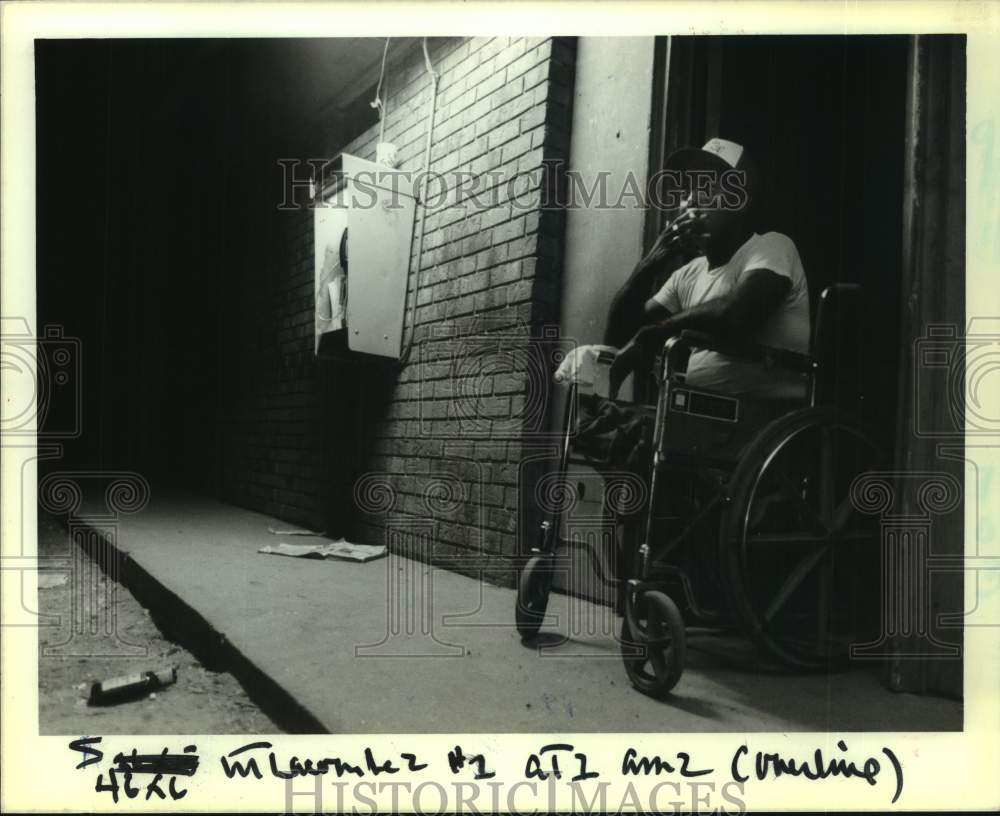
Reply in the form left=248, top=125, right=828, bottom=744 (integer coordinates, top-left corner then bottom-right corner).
left=644, top=206, right=709, bottom=267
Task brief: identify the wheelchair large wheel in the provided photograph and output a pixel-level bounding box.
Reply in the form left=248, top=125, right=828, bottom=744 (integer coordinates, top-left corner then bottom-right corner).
left=719, top=407, right=885, bottom=669
left=621, top=589, right=686, bottom=696
left=516, top=554, right=553, bottom=639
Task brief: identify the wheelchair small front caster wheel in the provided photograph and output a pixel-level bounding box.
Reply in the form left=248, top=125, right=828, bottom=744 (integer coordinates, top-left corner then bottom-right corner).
left=621, top=590, right=686, bottom=697
left=516, top=554, right=552, bottom=639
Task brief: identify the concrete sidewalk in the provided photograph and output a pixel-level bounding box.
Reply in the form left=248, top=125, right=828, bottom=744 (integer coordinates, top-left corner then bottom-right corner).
left=74, top=492, right=961, bottom=733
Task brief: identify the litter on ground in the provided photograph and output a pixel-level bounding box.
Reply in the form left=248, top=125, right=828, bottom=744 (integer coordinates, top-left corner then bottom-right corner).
left=267, top=526, right=326, bottom=537
left=258, top=539, right=386, bottom=563
left=89, top=667, right=177, bottom=706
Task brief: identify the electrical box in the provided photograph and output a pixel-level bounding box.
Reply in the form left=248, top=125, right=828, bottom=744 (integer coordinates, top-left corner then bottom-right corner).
left=314, top=153, right=416, bottom=358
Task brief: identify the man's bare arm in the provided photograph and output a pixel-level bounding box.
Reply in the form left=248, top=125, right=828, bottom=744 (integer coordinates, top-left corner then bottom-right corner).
left=609, top=269, right=791, bottom=395
left=632, top=268, right=791, bottom=349
left=604, top=211, right=708, bottom=347
left=604, top=253, right=676, bottom=347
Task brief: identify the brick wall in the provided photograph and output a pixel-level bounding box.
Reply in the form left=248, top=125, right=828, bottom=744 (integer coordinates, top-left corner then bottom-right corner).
left=219, top=37, right=576, bottom=584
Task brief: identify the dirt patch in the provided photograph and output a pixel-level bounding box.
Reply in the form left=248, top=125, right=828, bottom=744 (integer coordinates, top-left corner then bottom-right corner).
left=37, top=512, right=279, bottom=735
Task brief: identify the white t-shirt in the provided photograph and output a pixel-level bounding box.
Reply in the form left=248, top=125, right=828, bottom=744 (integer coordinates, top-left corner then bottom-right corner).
left=651, top=231, right=810, bottom=399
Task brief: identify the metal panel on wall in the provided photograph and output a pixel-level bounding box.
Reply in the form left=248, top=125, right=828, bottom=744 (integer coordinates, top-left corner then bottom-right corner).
left=313, top=154, right=416, bottom=359
left=343, top=154, right=416, bottom=358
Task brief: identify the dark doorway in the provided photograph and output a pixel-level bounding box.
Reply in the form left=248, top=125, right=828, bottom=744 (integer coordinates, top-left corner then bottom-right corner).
left=658, top=35, right=909, bottom=440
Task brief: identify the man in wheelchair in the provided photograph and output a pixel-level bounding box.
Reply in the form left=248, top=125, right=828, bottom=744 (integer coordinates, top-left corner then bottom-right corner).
left=561, top=138, right=810, bottom=481
left=524, top=138, right=881, bottom=696
left=607, top=137, right=810, bottom=404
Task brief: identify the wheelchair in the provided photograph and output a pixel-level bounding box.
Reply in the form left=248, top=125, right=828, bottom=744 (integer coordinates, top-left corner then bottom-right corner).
left=515, top=284, right=886, bottom=697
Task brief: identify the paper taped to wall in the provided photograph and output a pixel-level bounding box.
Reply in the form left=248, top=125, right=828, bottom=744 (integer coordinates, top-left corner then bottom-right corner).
left=314, top=205, right=349, bottom=352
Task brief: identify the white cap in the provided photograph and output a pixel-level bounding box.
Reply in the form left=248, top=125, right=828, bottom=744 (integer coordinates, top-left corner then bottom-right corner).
left=700, top=138, right=745, bottom=169
left=664, top=137, right=750, bottom=174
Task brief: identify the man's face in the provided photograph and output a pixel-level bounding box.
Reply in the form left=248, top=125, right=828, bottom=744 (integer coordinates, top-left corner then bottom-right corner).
left=700, top=199, right=741, bottom=250
left=684, top=171, right=753, bottom=255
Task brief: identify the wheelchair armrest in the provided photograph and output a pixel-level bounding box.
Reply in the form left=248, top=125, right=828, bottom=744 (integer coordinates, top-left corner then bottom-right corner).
left=671, top=330, right=816, bottom=375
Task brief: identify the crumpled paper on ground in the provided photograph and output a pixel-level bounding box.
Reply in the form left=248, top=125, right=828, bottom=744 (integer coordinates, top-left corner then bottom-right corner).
left=258, top=539, right=386, bottom=563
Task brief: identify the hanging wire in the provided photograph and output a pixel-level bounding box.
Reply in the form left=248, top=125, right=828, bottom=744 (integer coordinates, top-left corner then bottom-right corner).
left=371, top=38, right=391, bottom=146
left=398, top=38, right=440, bottom=367
left=421, top=36, right=439, bottom=82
